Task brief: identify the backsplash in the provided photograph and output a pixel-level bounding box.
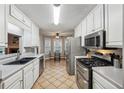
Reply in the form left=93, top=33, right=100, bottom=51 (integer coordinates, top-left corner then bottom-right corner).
left=0, top=47, right=5, bottom=55
left=87, top=48, right=122, bottom=62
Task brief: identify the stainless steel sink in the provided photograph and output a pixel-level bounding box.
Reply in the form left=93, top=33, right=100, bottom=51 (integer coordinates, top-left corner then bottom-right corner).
left=3, top=57, right=36, bottom=65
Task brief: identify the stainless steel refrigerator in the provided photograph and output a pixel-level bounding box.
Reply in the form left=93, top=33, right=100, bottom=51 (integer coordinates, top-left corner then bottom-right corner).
left=65, top=37, right=85, bottom=75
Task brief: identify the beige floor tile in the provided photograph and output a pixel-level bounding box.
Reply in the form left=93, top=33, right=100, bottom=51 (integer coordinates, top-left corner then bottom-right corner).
left=39, top=80, right=50, bottom=88
left=47, top=77, right=57, bottom=83
left=58, top=83, right=70, bottom=89
left=59, top=77, right=67, bottom=82
left=45, top=84, right=57, bottom=89
left=70, top=83, right=78, bottom=89
left=32, top=59, right=78, bottom=89
left=52, top=80, right=63, bottom=87
left=64, top=79, right=74, bottom=87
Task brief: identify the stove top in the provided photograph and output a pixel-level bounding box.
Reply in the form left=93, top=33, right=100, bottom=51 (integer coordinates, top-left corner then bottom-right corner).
left=77, top=56, right=113, bottom=68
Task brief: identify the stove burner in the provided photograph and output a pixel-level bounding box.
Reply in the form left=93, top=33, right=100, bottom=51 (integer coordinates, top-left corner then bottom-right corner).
left=77, top=57, right=112, bottom=68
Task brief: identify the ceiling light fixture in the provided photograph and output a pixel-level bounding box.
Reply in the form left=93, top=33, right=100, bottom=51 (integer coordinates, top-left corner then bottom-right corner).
left=53, top=4, right=61, bottom=25
left=56, top=33, right=59, bottom=38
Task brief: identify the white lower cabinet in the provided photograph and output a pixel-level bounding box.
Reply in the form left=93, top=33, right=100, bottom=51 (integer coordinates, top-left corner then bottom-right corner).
left=33, top=59, right=39, bottom=82
left=93, top=79, right=104, bottom=89
left=0, top=58, right=40, bottom=89
left=2, top=70, right=23, bottom=89
left=93, top=71, right=118, bottom=89
left=23, top=63, right=34, bottom=89
left=23, top=58, right=40, bottom=89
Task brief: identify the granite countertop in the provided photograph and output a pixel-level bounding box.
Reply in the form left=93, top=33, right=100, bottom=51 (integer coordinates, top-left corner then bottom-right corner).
left=0, top=53, right=44, bottom=81
left=92, top=66, right=124, bottom=88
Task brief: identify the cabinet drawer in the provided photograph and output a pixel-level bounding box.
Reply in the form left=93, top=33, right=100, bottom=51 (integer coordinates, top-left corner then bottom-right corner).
left=3, top=70, right=22, bottom=89
left=93, top=72, right=118, bottom=89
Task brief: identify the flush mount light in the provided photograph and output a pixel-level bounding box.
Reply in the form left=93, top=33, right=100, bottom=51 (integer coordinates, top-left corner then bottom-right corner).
left=53, top=4, right=61, bottom=25
left=56, top=33, right=59, bottom=38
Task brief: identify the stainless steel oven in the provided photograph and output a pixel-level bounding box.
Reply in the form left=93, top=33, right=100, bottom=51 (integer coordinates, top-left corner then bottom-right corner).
left=76, top=61, right=89, bottom=89
left=76, top=56, right=113, bottom=89
left=85, top=30, right=106, bottom=48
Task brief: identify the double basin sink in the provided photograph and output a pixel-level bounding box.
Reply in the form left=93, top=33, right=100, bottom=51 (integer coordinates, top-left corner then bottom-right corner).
left=3, top=57, right=36, bottom=65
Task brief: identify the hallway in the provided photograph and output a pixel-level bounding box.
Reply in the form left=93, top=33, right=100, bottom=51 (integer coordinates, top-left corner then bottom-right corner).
left=32, top=59, right=78, bottom=89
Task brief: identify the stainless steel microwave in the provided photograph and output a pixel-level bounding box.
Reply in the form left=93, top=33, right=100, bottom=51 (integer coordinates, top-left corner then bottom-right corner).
left=84, top=30, right=106, bottom=48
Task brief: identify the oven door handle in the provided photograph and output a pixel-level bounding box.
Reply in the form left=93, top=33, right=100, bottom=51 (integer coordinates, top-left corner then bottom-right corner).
left=77, top=63, right=88, bottom=72
left=83, top=68, right=88, bottom=71
left=83, top=79, right=88, bottom=84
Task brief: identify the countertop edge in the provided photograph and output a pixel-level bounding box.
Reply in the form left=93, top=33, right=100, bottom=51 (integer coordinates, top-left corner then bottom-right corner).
left=92, top=67, right=123, bottom=89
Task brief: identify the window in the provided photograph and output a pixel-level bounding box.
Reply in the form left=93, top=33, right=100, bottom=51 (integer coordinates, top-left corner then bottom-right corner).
left=44, top=38, right=51, bottom=56
left=54, top=38, right=62, bottom=53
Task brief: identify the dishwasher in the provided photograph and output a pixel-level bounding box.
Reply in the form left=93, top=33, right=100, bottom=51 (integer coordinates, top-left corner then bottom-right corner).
left=39, top=56, right=44, bottom=75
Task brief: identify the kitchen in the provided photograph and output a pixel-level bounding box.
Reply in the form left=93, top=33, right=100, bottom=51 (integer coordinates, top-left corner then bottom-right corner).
left=0, top=3, right=124, bottom=90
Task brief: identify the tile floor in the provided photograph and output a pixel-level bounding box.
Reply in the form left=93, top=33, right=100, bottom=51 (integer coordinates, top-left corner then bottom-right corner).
left=32, top=59, right=78, bottom=89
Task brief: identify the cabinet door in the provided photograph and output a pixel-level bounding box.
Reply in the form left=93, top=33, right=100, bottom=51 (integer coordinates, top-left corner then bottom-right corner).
left=105, top=4, right=123, bottom=47
left=86, top=12, right=94, bottom=34
left=93, top=79, right=104, bottom=89
left=34, top=64, right=39, bottom=82
left=24, top=70, right=34, bottom=89
left=81, top=18, right=87, bottom=47
left=10, top=5, right=24, bottom=22
left=74, top=23, right=82, bottom=37
left=32, top=23, right=40, bottom=46
left=23, top=16, right=31, bottom=27
left=7, top=80, right=23, bottom=89
left=93, top=71, right=118, bottom=89
left=24, top=63, right=34, bottom=89
left=94, top=5, right=104, bottom=31
left=23, top=29, right=32, bottom=47
left=33, top=59, right=39, bottom=82
left=0, top=5, right=6, bottom=46
left=3, top=70, right=23, bottom=89
left=74, top=27, right=78, bottom=37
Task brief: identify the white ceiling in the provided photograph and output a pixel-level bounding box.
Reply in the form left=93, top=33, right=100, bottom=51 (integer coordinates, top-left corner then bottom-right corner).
left=16, top=4, right=96, bottom=36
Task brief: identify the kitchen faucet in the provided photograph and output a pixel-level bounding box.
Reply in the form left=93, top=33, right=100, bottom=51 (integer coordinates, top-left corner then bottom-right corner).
left=16, top=49, right=21, bottom=60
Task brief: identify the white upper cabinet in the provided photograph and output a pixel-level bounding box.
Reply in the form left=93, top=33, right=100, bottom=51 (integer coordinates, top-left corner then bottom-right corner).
left=81, top=18, right=87, bottom=47
left=23, top=29, right=32, bottom=47
left=0, top=5, right=8, bottom=47
left=105, top=4, right=123, bottom=47
left=32, top=23, right=40, bottom=47
left=86, top=4, right=104, bottom=34
left=10, top=5, right=24, bottom=23
left=86, top=11, right=94, bottom=34
left=23, top=16, right=31, bottom=27
left=93, top=4, right=104, bottom=31
left=23, top=22, right=40, bottom=47
left=10, top=5, right=31, bottom=28
left=74, top=23, right=82, bottom=37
